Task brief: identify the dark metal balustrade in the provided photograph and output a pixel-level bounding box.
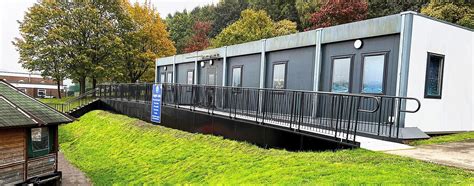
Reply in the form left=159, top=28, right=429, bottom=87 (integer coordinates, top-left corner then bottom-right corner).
left=94, top=83, right=421, bottom=144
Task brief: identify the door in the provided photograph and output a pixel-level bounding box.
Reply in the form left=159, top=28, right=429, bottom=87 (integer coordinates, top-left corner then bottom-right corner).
left=206, top=68, right=216, bottom=108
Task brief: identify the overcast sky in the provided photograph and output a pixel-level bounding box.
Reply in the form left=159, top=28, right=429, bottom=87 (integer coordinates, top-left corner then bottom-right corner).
left=0, top=0, right=218, bottom=73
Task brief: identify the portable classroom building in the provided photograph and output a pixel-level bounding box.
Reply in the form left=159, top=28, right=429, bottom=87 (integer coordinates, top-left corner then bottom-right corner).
left=0, top=80, right=73, bottom=185
left=155, top=12, right=474, bottom=139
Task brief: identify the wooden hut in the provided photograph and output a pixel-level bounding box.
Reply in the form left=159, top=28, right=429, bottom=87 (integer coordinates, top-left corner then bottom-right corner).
left=0, top=79, right=73, bottom=185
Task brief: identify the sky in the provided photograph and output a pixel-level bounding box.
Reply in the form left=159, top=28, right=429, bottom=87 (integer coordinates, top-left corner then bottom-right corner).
left=0, top=0, right=218, bottom=73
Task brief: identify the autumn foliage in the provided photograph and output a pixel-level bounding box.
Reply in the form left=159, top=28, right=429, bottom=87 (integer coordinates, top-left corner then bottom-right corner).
left=184, top=21, right=212, bottom=53
left=307, top=0, right=368, bottom=30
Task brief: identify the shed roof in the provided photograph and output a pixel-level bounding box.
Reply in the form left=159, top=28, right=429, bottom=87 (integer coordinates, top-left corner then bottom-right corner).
left=0, top=80, right=73, bottom=128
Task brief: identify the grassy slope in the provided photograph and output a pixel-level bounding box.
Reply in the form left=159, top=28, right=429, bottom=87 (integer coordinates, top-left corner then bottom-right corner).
left=410, top=132, right=474, bottom=146
left=59, top=111, right=474, bottom=185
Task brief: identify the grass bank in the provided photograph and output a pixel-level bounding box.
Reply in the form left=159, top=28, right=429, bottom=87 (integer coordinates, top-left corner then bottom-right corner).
left=59, top=110, right=474, bottom=185
left=410, top=132, right=474, bottom=146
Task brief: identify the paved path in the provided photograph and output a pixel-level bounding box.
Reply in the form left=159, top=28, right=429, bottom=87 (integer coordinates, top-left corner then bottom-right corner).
left=58, top=152, right=92, bottom=186
left=385, top=140, right=474, bottom=170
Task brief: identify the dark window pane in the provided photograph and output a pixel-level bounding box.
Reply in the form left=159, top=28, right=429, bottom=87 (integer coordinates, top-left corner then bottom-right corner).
left=31, top=127, right=49, bottom=152
left=425, top=54, right=444, bottom=97
left=331, top=58, right=351, bottom=93
left=273, top=64, right=286, bottom=89
left=362, top=55, right=385, bottom=94
left=232, top=67, right=242, bottom=87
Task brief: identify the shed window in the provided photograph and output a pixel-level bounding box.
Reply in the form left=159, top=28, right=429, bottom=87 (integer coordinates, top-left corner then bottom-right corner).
left=187, top=71, right=194, bottom=84
left=232, top=66, right=242, bottom=87
left=272, top=62, right=286, bottom=89
left=331, top=57, right=351, bottom=93
left=31, top=127, right=49, bottom=152
left=362, top=54, right=386, bottom=94
left=425, top=53, right=444, bottom=98
left=167, top=72, right=173, bottom=83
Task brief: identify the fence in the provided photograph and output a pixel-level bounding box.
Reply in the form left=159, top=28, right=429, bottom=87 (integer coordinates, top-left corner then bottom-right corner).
left=96, top=83, right=421, bottom=143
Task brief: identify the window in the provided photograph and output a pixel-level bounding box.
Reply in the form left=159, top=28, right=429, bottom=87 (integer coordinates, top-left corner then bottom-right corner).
left=232, top=66, right=242, bottom=87
left=167, top=72, right=173, bottom=83
left=272, top=62, right=286, bottom=89
left=362, top=54, right=386, bottom=94
left=187, top=70, right=194, bottom=84
left=208, top=73, right=215, bottom=85
left=31, top=127, right=49, bottom=152
left=160, top=73, right=166, bottom=83
left=37, top=89, right=46, bottom=97
left=424, top=53, right=444, bottom=98
left=331, top=57, right=351, bottom=93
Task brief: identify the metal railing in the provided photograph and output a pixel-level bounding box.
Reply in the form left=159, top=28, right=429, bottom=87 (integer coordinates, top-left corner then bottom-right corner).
left=96, top=83, right=421, bottom=143
left=48, top=89, right=99, bottom=113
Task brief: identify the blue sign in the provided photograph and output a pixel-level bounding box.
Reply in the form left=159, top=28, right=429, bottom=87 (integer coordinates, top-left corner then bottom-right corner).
left=151, top=84, right=162, bottom=123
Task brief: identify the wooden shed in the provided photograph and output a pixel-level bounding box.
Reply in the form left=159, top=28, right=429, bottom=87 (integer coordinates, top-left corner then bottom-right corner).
left=0, top=80, right=73, bottom=185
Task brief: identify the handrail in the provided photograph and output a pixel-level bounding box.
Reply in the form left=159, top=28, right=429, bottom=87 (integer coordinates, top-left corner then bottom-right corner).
left=94, top=83, right=422, bottom=141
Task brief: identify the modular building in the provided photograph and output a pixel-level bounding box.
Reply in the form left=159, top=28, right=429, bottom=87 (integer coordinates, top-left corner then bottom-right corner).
left=0, top=80, right=73, bottom=185
left=155, top=12, right=473, bottom=138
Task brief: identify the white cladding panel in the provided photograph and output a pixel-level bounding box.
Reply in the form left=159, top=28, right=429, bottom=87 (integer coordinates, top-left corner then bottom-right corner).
left=405, top=15, right=473, bottom=132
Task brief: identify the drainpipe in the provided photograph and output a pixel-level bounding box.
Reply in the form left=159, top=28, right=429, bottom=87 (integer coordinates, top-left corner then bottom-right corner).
left=194, top=51, right=198, bottom=84
left=312, top=28, right=323, bottom=118
left=222, top=46, right=227, bottom=86
left=172, top=55, right=176, bottom=83
left=258, top=39, right=266, bottom=116
left=313, top=28, right=323, bottom=92
left=259, top=39, right=266, bottom=89
left=396, top=11, right=415, bottom=127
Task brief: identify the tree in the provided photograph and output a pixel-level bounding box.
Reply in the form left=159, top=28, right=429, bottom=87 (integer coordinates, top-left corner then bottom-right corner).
left=249, top=0, right=300, bottom=27
left=307, top=0, right=368, bottom=30
left=166, top=10, right=194, bottom=54
left=295, top=0, right=322, bottom=30
left=368, top=0, right=429, bottom=19
left=14, top=1, right=68, bottom=98
left=122, top=1, right=176, bottom=83
left=211, top=0, right=249, bottom=37
left=421, top=1, right=473, bottom=29
left=212, top=9, right=297, bottom=47
left=184, top=21, right=212, bottom=53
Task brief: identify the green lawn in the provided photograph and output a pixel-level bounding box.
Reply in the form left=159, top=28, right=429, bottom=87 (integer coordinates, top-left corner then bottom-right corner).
left=59, top=110, right=474, bottom=185
left=39, top=96, right=75, bottom=104
left=410, top=132, right=474, bottom=146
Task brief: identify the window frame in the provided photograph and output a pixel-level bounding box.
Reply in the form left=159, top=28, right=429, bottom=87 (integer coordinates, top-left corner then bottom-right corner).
left=424, top=52, right=445, bottom=99
left=271, top=61, right=288, bottom=89
left=187, top=70, right=194, bottom=85
left=231, top=65, right=243, bottom=87
left=360, top=51, right=389, bottom=95
left=167, top=72, right=173, bottom=83
left=28, top=127, right=53, bottom=158
left=330, top=55, right=354, bottom=93
left=37, top=89, right=46, bottom=97
left=160, top=73, right=166, bottom=83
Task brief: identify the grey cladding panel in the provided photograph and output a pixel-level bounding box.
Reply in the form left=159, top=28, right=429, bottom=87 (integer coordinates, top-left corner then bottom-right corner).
left=320, top=34, right=400, bottom=95
left=227, top=54, right=261, bottom=87
left=198, top=59, right=223, bottom=85
left=176, top=63, right=195, bottom=84
left=265, top=46, right=316, bottom=91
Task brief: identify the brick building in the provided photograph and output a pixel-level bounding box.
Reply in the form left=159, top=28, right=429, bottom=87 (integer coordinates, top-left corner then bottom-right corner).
left=0, top=71, right=65, bottom=98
